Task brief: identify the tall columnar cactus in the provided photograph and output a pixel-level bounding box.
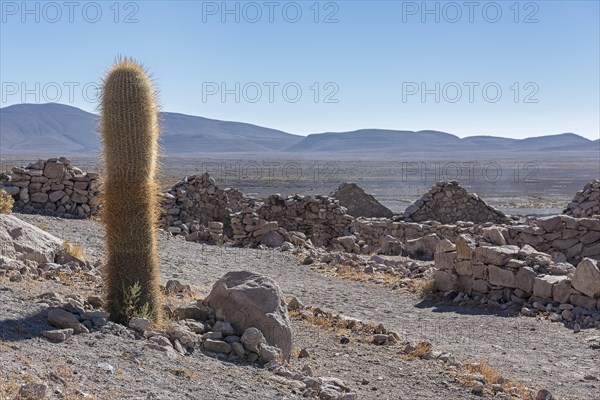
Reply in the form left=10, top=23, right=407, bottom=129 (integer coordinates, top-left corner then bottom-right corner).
left=100, top=59, right=162, bottom=324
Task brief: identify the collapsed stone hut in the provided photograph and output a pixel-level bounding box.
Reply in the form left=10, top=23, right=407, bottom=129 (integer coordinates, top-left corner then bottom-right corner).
left=331, top=182, right=393, bottom=219
left=403, top=181, right=508, bottom=225
left=563, top=179, right=600, bottom=218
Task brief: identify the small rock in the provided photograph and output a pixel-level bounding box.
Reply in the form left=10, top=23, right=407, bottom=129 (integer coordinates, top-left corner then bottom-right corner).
left=42, top=328, right=73, bottom=342
left=574, top=323, right=581, bottom=333
left=203, top=339, right=231, bottom=354
left=47, top=308, right=88, bottom=333
left=287, top=296, right=303, bottom=310
left=213, top=321, right=236, bottom=336
left=129, top=317, right=151, bottom=332
left=298, top=348, right=310, bottom=358
left=536, top=389, right=554, bottom=400
left=173, top=339, right=187, bottom=355
left=258, top=343, right=282, bottom=363
left=472, top=382, right=484, bottom=395
left=231, top=341, right=245, bottom=359
left=18, top=383, right=47, bottom=400
left=241, top=327, right=266, bottom=353
left=96, top=363, right=114, bottom=374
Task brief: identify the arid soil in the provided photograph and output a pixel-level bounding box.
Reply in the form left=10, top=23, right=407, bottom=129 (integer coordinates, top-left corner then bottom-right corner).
left=1, top=214, right=597, bottom=400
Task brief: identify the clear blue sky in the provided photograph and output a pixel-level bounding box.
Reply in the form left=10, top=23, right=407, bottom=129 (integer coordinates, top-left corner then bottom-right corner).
left=1, top=0, right=599, bottom=139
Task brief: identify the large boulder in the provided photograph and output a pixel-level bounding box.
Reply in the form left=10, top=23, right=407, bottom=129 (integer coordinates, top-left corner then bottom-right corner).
left=205, top=271, right=293, bottom=361
left=331, top=182, right=393, bottom=218
left=571, top=258, right=600, bottom=298
left=474, top=245, right=519, bottom=266
left=404, top=233, right=440, bottom=260
left=377, top=235, right=403, bottom=256
left=0, top=214, right=63, bottom=263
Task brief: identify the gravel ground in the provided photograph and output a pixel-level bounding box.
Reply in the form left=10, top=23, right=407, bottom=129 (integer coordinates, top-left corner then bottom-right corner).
left=0, top=282, right=494, bottom=400
left=9, top=214, right=600, bottom=400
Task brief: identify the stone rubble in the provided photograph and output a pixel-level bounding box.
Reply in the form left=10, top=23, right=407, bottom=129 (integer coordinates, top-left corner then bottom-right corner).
left=563, top=179, right=600, bottom=218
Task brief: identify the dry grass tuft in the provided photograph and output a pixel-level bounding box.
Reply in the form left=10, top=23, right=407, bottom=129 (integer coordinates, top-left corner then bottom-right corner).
left=0, top=374, right=20, bottom=398
left=410, top=277, right=435, bottom=297
left=63, top=240, right=86, bottom=261
left=36, top=223, right=50, bottom=232
left=170, top=367, right=204, bottom=382
left=449, top=360, right=543, bottom=400
left=0, top=189, right=14, bottom=214
left=408, top=341, right=433, bottom=358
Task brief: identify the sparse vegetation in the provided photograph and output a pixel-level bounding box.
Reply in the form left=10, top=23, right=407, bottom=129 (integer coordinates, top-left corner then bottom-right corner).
left=63, top=240, right=86, bottom=261
left=117, top=281, right=152, bottom=322
left=0, top=189, right=14, bottom=214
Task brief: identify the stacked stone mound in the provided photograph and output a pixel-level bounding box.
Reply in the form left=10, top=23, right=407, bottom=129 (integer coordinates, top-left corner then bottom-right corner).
left=403, top=181, right=508, bottom=224
left=331, top=182, right=393, bottom=218
left=161, top=173, right=250, bottom=239
left=434, top=235, right=600, bottom=313
left=0, top=158, right=100, bottom=217
left=257, top=194, right=354, bottom=247
left=563, top=179, right=600, bottom=218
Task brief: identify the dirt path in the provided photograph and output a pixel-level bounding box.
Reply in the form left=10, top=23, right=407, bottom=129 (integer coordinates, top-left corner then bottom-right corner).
left=20, top=215, right=600, bottom=400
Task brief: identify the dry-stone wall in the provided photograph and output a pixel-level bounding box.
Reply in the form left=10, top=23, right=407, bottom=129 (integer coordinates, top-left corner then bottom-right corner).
left=434, top=235, right=600, bottom=314
left=352, top=218, right=475, bottom=248
left=403, top=181, right=509, bottom=224
left=331, top=182, right=393, bottom=218
left=507, top=215, right=600, bottom=264
left=352, top=214, right=600, bottom=264
left=161, top=173, right=250, bottom=238
left=230, top=207, right=307, bottom=249
left=0, top=158, right=100, bottom=217
left=256, top=194, right=354, bottom=247
left=563, top=179, right=600, bottom=218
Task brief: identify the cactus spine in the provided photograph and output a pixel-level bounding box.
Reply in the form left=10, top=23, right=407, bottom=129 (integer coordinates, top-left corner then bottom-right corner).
left=100, top=59, right=162, bottom=324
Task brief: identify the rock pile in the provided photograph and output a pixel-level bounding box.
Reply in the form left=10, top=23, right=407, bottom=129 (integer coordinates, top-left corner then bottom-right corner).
left=0, top=214, right=96, bottom=282
left=37, top=271, right=357, bottom=399
left=434, top=236, right=600, bottom=323
left=0, top=158, right=100, bottom=217
left=403, top=181, right=508, bottom=224
left=230, top=208, right=295, bottom=248
left=331, top=182, right=393, bottom=218
left=563, top=179, right=600, bottom=218
left=257, top=194, right=354, bottom=247
left=161, top=173, right=250, bottom=238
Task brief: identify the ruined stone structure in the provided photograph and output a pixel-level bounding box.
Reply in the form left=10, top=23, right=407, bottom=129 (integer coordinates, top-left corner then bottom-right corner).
left=563, top=179, right=600, bottom=218
left=0, top=158, right=100, bottom=217
left=256, top=194, right=354, bottom=247
left=403, top=181, right=508, bottom=224
left=434, top=236, right=600, bottom=310
left=352, top=215, right=600, bottom=264
left=161, top=173, right=250, bottom=237
left=331, top=182, right=393, bottom=218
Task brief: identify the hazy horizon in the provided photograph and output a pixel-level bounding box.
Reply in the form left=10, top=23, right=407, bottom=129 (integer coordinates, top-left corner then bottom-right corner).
left=2, top=101, right=597, bottom=142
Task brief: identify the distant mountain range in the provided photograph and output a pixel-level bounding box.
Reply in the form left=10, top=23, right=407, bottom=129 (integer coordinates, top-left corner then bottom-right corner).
left=1, top=103, right=598, bottom=156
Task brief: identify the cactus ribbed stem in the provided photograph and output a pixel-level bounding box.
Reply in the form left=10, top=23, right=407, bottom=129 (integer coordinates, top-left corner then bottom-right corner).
left=100, top=59, right=162, bottom=324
